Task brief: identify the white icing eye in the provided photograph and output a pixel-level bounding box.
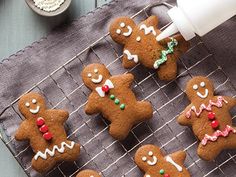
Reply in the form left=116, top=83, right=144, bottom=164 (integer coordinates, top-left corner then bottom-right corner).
left=94, top=69, right=98, bottom=73
left=142, top=156, right=147, bottom=162
left=148, top=151, right=153, bottom=156
left=120, top=22, right=125, bottom=28
left=193, top=84, right=198, bottom=90
left=90, top=176, right=94, bottom=177
left=200, top=82, right=206, bottom=87
left=136, top=36, right=141, bottom=42
left=88, top=73, right=92, bottom=78
left=116, top=29, right=121, bottom=34
left=32, top=99, right=37, bottom=104
left=146, top=175, right=151, bottom=177
left=25, top=102, right=30, bottom=107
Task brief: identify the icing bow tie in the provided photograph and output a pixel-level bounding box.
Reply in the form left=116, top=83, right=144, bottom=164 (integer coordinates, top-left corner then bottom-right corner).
left=95, top=79, right=114, bottom=97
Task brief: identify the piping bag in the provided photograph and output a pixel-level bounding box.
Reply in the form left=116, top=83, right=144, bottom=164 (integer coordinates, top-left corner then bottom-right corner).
left=156, top=0, right=236, bottom=41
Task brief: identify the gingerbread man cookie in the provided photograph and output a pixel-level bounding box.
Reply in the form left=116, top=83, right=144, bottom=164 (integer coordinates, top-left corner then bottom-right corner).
left=81, top=63, right=153, bottom=140
left=135, top=145, right=190, bottom=177
left=76, top=169, right=101, bottom=177
left=109, top=16, right=190, bottom=81
left=15, top=93, right=80, bottom=173
left=178, top=76, right=236, bottom=161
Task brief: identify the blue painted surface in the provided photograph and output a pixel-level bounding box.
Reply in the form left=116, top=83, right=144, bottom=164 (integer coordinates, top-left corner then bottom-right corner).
left=0, top=0, right=110, bottom=176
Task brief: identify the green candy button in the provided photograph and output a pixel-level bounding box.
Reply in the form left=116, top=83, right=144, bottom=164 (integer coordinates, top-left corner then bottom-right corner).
left=120, top=104, right=125, bottom=110
left=160, top=169, right=165, bottom=175
left=110, top=95, right=115, bottom=100
left=115, top=99, right=120, bottom=105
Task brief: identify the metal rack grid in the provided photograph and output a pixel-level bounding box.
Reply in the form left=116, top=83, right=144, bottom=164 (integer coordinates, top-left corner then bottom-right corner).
left=1, top=1, right=236, bottom=177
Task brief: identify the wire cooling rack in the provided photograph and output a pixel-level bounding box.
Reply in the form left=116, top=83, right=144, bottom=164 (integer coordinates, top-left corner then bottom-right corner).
left=1, top=1, right=236, bottom=177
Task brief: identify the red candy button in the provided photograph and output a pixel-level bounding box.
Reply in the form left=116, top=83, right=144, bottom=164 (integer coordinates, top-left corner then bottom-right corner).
left=211, top=120, right=219, bottom=129
left=208, top=112, right=215, bottom=120
left=43, top=132, right=53, bottom=141
left=39, top=125, right=49, bottom=133
left=102, top=85, right=110, bottom=93
left=36, top=117, right=45, bottom=126
left=164, top=174, right=170, bottom=177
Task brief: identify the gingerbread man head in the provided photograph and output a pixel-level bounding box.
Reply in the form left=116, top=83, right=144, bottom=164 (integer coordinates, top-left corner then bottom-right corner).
left=76, top=169, right=101, bottom=177
left=81, top=63, right=111, bottom=91
left=135, top=145, right=190, bottom=177
left=135, top=145, right=161, bottom=172
left=186, top=76, right=214, bottom=102
left=18, top=92, right=47, bottom=118
left=109, top=17, right=136, bottom=45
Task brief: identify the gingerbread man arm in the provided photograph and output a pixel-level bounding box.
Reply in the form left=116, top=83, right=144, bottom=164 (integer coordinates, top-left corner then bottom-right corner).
left=177, top=104, right=194, bottom=126
left=168, top=150, right=186, bottom=165
left=47, top=109, right=69, bottom=124
left=122, top=49, right=139, bottom=69
left=141, top=15, right=159, bottom=27
left=223, top=96, right=236, bottom=109
left=85, top=93, right=100, bottom=115
left=160, top=34, right=190, bottom=58
left=15, top=121, right=29, bottom=141
left=111, top=73, right=134, bottom=88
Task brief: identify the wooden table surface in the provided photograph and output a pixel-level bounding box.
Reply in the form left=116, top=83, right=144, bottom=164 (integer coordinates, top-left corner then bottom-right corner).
left=0, top=0, right=110, bottom=176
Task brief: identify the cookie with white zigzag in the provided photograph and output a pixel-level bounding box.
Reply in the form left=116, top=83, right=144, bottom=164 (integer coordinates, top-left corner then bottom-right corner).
left=15, top=92, right=80, bottom=173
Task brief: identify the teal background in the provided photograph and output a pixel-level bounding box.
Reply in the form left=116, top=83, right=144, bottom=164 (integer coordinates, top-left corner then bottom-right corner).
left=0, top=0, right=110, bottom=176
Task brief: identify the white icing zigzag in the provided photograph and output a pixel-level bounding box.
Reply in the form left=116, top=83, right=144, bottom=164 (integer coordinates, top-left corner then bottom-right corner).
left=140, top=24, right=157, bottom=36
left=34, top=141, right=75, bottom=160
left=124, top=50, right=139, bottom=63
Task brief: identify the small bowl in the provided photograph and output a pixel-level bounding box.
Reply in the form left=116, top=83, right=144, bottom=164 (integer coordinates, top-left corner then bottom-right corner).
left=25, top=0, right=72, bottom=17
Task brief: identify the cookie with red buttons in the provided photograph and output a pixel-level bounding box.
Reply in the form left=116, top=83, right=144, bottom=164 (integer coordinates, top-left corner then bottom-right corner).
left=109, top=16, right=190, bottom=81
left=135, top=145, right=190, bottom=177
left=76, top=169, right=101, bottom=177
left=81, top=63, right=153, bottom=140
left=178, top=76, right=236, bottom=161
left=15, top=92, right=80, bottom=173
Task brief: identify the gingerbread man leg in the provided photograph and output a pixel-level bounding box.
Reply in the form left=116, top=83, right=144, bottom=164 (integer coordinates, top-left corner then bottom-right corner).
left=197, top=142, right=223, bottom=161
left=32, top=141, right=80, bottom=173
left=157, top=56, right=177, bottom=81
left=198, top=133, right=236, bottom=161
left=109, top=120, right=133, bottom=140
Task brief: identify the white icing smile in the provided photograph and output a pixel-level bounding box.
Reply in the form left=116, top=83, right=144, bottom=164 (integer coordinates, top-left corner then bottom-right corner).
left=123, top=26, right=132, bottom=37
left=116, top=22, right=133, bottom=37
left=197, top=89, right=209, bottom=99
left=147, top=156, right=157, bottom=166
left=142, top=151, right=158, bottom=166
left=88, top=68, right=103, bottom=84
left=91, top=75, right=103, bottom=84
left=30, top=106, right=40, bottom=114
left=25, top=99, right=40, bottom=114
left=192, top=82, right=209, bottom=99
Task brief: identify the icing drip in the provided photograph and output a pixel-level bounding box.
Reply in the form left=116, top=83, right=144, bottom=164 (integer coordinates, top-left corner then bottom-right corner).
left=153, top=38, right=178, bottom=69
left=201, top=125, right=236, bottom=145
left=34, top=141, right=75, bottom=160
left=140, top=24, right=157, bottom=36
left=124, top=50, right=139, bottom=63
left=33, top=0, right=65, bottom=12
left=165, top=156, right=183, bottom=172
left=186, top=96, right=228, bottom=118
